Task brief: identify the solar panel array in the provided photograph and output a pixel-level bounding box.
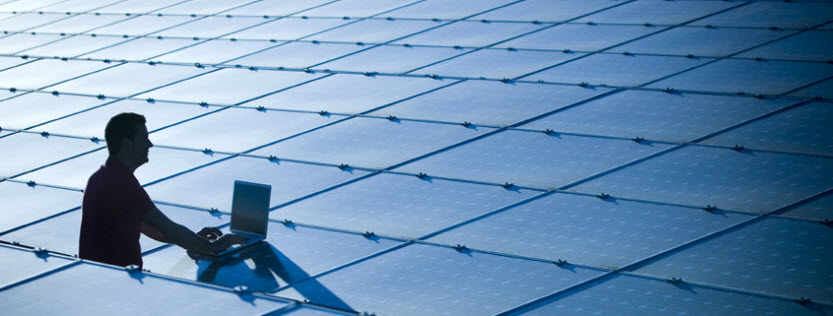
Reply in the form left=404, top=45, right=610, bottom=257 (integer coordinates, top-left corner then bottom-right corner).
left=1, top=0, right=832, bottom=315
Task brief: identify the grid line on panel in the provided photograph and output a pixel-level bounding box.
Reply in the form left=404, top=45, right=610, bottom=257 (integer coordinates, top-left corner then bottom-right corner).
left=495, top=187, right=833, bottom=315
left=0, top=254, right=80, bottom=292
left=0, top=0, right=126, bottom=40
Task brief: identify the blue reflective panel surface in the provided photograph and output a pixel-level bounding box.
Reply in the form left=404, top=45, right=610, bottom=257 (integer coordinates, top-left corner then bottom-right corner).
left=273, top=173, right=536, bottom=238
left=0, top=245, right=73, bottom=287
left=0, top=33, right=65, bottom=55
left=91, top=15, right=198, bottom=36
left=636, top=218, right=833, bottom=304
left=17, top=34, right=128, bottom=58
left=576, top=0, right=737, bottom=25
left=294, top=0, right=417, bottom=17
left=143, top=222, right=401, bottom=292
left=571, top=146, right=833, bottom=213
left=390, top=21, right=545, bottom=47
left=315, top=45, right=469, bottom=74
left=0, top=132, right=101, bottom=178
left=37, top=0, right=119, bottom=12
left=91, top=0, right=187, bottom=14
left=522, top=90, right=792, bottom=142
left=416, top=48, right=575, bottom=79
left=0, top=0, right=64, bottom=11
left=229, top=42, right=366, bottom=70
left=789, top=77, right=833, bottom=100
left=610, top=27, right=788, bottom=57
left=27, top=13, right=128, bottom=33
left=153, top=16, right=268, bottom=38
left=276, top=243, right=604, bottom=315
left=396, top=130, right=673, bottom=189
left=136, top=68, right=321, bottom=104
left=737, top=30, right=833, bottom=62
left=371, top=80, right=610, bottom=126
left=222, top=0, right=333, bottom=16
left=648, top=60, right=833, bottom=95
left=0, top=13, right=71, bottom=32
left=0, top=181, right=80, bottom=233
left=154, top=0, right=255, bottom=15
left=251, top=117, right=491, bottom=169
left=701, top=102, right=833, bottom=156
left=528, top=54, right=709, bottom=87
left=306, top=18, right=436, bottom=43
left=0, top=91, right=108, bottom=129
left=148, top=107, right=335, bottom=153
left=80, top=37, right=198, bottom=60
left=497, top=24, right=658, bottom=51
left=0, top=262, right=288, bottom=314
left=781, top=192, right=833, bottom=222
left=526, top=274, right=830, bottom=316
left=281, top=306, right=353, bottom=316
left=50, top=62, right=210, bottom=97
left=0, top=56, right=30, bottom=70
left=156, top=39, right=276, bottom=65
left=474, top=0, right=617, bottom=22
left=691, top=2, right=833, bottom=29
left=0, top=59, right=110, bottom=90
left=221, top=17, right=348, bottom=41
left=144, top=156, right=369, bottom=210
left=252, top=73, right=448, bottom=114
left=429, top=192, right=751, bottom=268
left=385, top=0, right=514, bottom=20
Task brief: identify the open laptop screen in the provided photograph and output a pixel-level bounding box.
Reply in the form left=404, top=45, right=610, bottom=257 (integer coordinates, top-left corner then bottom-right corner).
left=230, top=180, right=271, bottom=236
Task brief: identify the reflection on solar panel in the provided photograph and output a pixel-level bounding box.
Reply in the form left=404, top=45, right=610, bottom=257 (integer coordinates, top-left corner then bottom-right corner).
left=1, top=0, right=832, bottom=315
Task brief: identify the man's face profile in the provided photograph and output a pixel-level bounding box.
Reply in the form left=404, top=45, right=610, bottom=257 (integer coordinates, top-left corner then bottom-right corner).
left=123, top=124, right=153, bottom=166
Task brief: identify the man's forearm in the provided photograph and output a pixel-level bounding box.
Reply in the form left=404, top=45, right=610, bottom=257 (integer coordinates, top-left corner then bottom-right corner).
left=165, top=222, right=228, bottom=253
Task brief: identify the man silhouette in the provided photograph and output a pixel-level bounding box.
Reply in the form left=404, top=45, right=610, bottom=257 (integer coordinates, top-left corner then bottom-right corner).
left=79, top=113, right=243, bottom=268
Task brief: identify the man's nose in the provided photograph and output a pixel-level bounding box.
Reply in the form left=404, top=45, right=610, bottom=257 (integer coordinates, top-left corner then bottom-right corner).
left=148, top=140, right=153, bottom=148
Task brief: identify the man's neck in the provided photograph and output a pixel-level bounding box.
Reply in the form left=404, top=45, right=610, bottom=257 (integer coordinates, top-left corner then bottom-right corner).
left=112, top=154, right=139, bottom=174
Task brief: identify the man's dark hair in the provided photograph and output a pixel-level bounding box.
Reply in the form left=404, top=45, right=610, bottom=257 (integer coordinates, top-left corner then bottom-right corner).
left=105, top=113, right=146, bottom=156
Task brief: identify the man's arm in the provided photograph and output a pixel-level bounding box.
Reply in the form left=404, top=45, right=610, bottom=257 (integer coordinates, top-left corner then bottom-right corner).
left=143, top=207, right=243, bottom=253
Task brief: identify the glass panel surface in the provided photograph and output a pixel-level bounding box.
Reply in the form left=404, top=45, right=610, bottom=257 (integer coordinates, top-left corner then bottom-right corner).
left=80, top=37, right=199, bottom=60
left=92, top=0, right=187, bottom=14
left=389, top=21, right=545, bottom=47
left=50, top=62, right=210, bottom=97
left=497, top=24, right=659, bottom=51
left=229, top=41, right=366, bottom=70
left=575, top=1, right=737, bottom=25
left=0, top=13, right=71, bottom=32
left=222, top=0, right=333, bottom=16
left=0, top=90, right=108, bottom=129
left=276, top=243, right=604, bottom=315
left=396, top=130, right=673, bottom=189
left=293, top=0, right=417, bottom=18
left=570, top=146, right=833, bottom=213
left=135, top=68, right=321, bottom=104
left=0, top=56, right=30, bottom=70
left=154, top=39, right=276, bottom=65
left=522, top=90, right=792, bottom=142
left=251, top=73, right=449, bottom=114
left=636, top=218, right=833, bottom=304
left=781, top=192, right=833, bottom=222
left=251, top=117, right=492, bottom=169
left=647, top=59, right=833, bottom=95
left=0, top=0, right=65, bottom=12
left=0, top=245, right=73, bottom=287
left=701, top=102, right=833, bottom=156
left=272, top=173, right=538, bottom=238
left=789, top=77, right=833, bottom=100
left=528, top=54, right=710, bottom=87
left=0, top=181, right=81, bottom=233
left=19, top=35, right=131, bottom=58
left=610, top=27, right=788, bottom=57
left=690, top=2, right=833, bottom=29
left=0, top=33, right=65, bottom=55
left=737, top=30, right=833, bottom=62
left=143, top=222, right=402, bottom=292
left=385, top=0, right=515, bottom=20
left=0, top=132, right=102, bottom=178
left=474, top=0, right=619, bottom=22
left=144, top=156, right=369, bottom=210
left=154, top=0, right=255, bottom=15
left=371, top=80, right=610, bottom=126
left=38, top=0, right=122, bottom=12
left=148, top=107, right=336, bottom=153
left=220, top=17, right=348, bottom=41
left=417, top=48, right=576, bottom=79
left=315, top=43, right=471, bottom=74
left=27, top=13, right=128, bottom=33
left=428, top=192, right=751, bottom=268
left=92, top=15, right=198, bottom=36
left=307, top=18, right=436, bottom=43
left=0, top=262, right=288, bottom=314
left=526, top=274, right=831, bottom=315
left=0, top=58, right=111, bottom=90
left=153, top=16, right=268, bottom=38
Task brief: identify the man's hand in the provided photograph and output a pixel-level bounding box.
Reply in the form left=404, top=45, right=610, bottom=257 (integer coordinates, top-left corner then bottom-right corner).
left=197, top=227, right=223, bottom=241
left=214, top=233, right=247, bottom=249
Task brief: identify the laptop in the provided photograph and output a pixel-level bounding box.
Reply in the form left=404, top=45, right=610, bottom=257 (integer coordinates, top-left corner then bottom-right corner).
left=197, top=180, right=271, bottom=256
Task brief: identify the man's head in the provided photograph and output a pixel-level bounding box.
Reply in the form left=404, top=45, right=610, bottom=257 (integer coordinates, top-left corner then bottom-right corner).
left=105, top=113, right=153, bottom=168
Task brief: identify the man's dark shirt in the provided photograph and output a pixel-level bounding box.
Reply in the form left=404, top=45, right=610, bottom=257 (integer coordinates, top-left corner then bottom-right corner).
left=79, top=156, right=154, bottom=268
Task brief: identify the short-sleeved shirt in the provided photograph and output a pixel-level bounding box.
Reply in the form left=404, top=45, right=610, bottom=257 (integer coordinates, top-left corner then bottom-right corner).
left=79, top=156, right=155, bottom=268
